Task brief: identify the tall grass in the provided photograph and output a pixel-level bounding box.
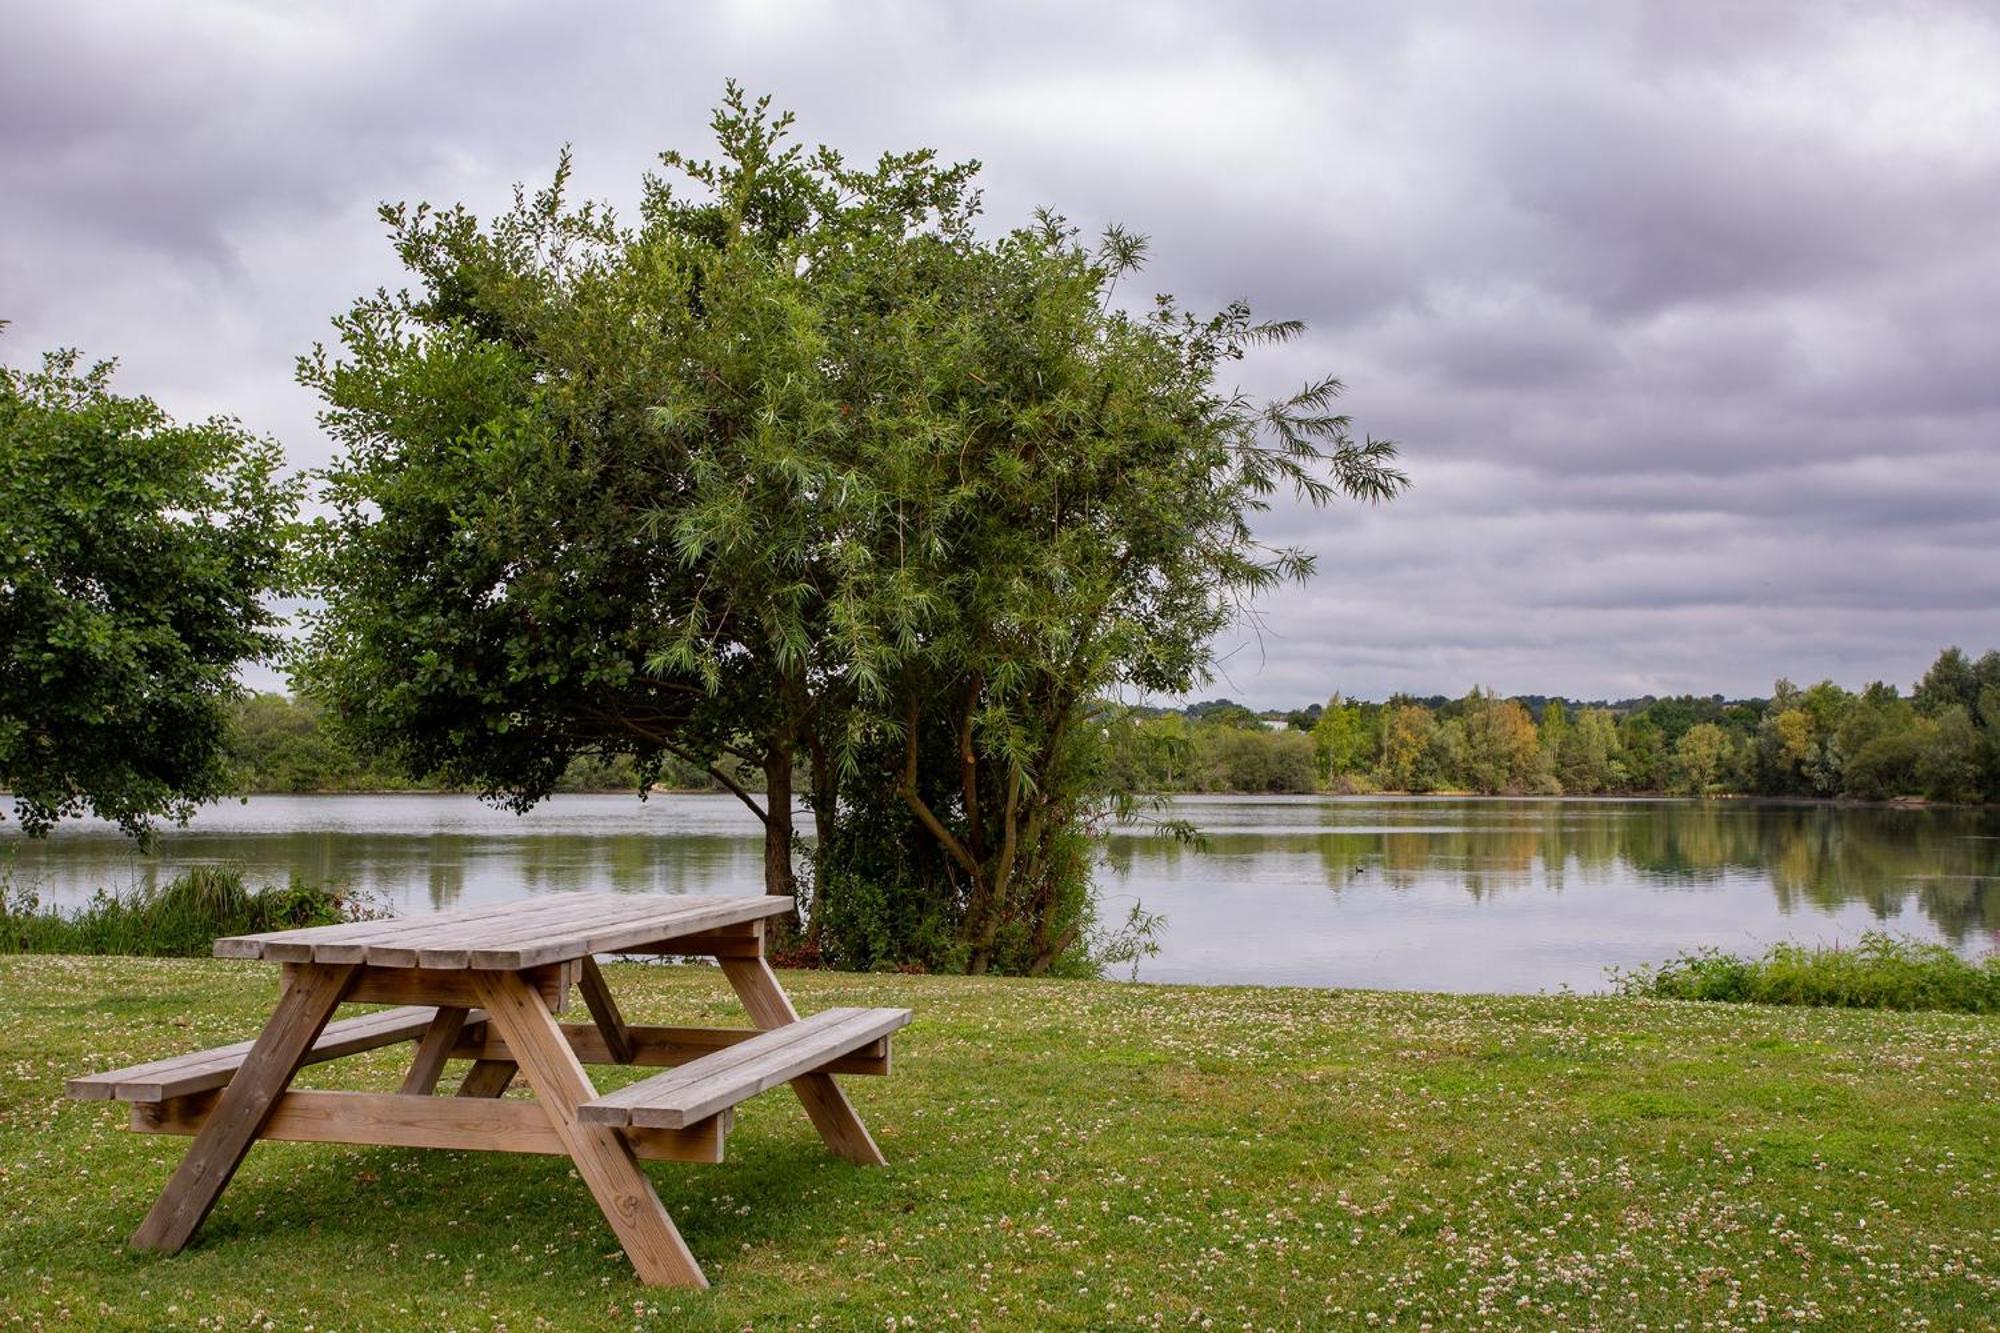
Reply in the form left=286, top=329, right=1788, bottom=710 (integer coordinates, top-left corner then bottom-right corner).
left=0, top=866, right=373, bottom=957
left=1611, top=932, right=2000, bottom=1013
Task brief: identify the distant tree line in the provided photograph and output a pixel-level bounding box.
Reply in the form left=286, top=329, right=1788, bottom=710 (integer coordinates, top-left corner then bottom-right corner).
left=234, top=644, right=1999, bottom=806
left=1101, top=646, right=2000, bottom=803
left=224, top=693, right=738, bottom=795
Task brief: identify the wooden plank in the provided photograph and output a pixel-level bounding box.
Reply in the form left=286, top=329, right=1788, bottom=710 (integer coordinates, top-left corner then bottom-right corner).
left=130, top=963, right=358, bottom=1253
left=466, top=897, right=794, bottom=971
left=423, top=897, right=675, bottom=969
left=580, top=1008, right=910, bottom=1130
left=347, top=895, right=772, bottom=970
left=332, top=892, right=608, bottom=964
left=622, top=922, right=765, bottom=959
left=450, top=1023, right=891, bottom=1076
left=132, top=1089, right=730, bottom=1164
left=349, top=895, right=627, bottom=968
left=214, top=894, right=598, bottom=962
left=722, top=957, right=890, bottom=1166
left=66, top=1005, right=479, bottom=1103
left=217, top=893, right=796, bottom=969
left=471, top=969, right=708, bottom=1288
left=455, top=1058, right=517, bottom=1099
left=307, top=963, right=568, bottom=1009
left=398, top=1007, right=469, bottom=1096
left=577, top=956, right=634, bottom=1064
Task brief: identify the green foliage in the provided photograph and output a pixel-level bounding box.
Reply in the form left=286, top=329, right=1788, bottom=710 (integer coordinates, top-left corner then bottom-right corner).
left=1557, top=707, right=1624, bottom=791
left=0, top=866, right=370, bottom=957
left=221, top=692, right=722, bottom=794
left=1109, top=645, right=1999, bottom=803
left=0, top=351, right=300, bottom=838
left=1670, top=721, right=1734, bottom=795
left=1310, top=693, right=1372, bottom=781
left=225, top=692, right=417, bottom=792
left=1612, top=933, right=2000, bottom=1013
left=298, top=85, right=1405, bottom=975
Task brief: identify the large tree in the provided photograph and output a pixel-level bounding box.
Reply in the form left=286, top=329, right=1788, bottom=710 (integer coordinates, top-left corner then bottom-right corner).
left=300, top=87, right=1405, bottom=972
left=0, top=348, right=299, bottom=837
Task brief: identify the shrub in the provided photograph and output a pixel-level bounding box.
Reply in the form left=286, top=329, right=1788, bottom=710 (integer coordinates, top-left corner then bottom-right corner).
left=1610, top=932, right=2000, bottom=1013
left=0, top=866, right=376, bottom=957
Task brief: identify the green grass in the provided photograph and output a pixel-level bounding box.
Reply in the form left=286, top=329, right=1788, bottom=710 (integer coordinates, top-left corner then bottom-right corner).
left=0, top=867, right=366, bottom=957
left=3, top=958, right=1997, bottom=1330
left=1611, top=932, right=2000, bottom=1013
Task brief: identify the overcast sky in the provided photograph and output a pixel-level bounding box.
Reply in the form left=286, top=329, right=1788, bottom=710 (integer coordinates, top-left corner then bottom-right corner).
left=6, top=1, right=1997, bottom=707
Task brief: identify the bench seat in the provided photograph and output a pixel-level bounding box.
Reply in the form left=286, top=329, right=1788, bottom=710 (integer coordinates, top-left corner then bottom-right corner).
left=65, top=1005, right=483, bottom=1104
left=580, top=1007, right=911, bottom=1130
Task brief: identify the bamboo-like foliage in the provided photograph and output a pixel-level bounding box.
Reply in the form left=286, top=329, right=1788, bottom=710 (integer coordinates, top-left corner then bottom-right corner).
left=299, top=86, right=1406, bottom=973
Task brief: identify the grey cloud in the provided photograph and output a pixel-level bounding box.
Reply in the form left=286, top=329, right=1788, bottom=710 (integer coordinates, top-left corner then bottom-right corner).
left=4, top=0, right=1997, bottom=705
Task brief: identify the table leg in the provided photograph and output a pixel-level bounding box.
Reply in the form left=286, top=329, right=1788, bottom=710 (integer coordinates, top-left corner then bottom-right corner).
left=470, top=969, right=706, bottom=1288
left=131, top=962, right=358, bottom=1253
left=719, top=957, right=887, bottom=1166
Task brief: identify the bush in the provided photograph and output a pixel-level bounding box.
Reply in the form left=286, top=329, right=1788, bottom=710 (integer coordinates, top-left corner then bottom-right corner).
left=1610, top=933, right=2000, bottom=1013
left=0, top=866, right=376, bottom=957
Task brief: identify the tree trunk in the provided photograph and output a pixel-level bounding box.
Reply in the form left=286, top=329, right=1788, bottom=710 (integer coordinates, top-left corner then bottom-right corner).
left=803, top=732, right=836, bottom=951
left=762, top=738, right=797, bottom=900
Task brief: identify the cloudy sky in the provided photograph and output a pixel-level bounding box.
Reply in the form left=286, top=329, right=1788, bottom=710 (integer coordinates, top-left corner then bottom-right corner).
left=7, top=1, right=1997, bottom=707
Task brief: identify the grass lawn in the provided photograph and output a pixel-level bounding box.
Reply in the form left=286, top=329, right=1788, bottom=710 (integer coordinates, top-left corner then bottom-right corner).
left=2, top=956, right=1996, bottom=1331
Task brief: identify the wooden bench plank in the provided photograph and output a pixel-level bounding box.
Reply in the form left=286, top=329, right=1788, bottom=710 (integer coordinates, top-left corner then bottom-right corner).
left=65, top=1006, right=487, bottom=1104
left=450, top=1022, right=891, bottom=1076
left=580, top=1007, right=911, bottom=1130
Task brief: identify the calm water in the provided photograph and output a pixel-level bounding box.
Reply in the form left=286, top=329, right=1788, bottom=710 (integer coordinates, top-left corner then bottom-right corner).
left=5, top=794, right=1997, bottom=993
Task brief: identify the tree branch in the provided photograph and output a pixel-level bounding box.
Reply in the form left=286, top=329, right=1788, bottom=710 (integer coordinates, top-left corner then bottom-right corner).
left=898, top=695, right=982, bottom=879
left=959, top=673, right=984, bottom=860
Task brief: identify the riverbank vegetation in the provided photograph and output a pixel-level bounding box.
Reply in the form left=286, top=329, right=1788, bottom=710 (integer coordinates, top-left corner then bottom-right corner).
left=5, top=955, right=1996, bottom=1329
left=1100, top=644, right=2000, bottom=802
left=0, top=867, right=364, bottom=957
left=1611, top=932, right=2000, bottom=1014
left=224, top=643, right=2000, bottom=808
left=224, top=692, right=728, bottom=796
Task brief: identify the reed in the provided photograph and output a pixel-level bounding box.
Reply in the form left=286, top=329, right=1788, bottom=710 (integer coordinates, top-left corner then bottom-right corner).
left=1611, top=931, right=2000, bottom=1013
left=0, top=866, right=370, bottom=956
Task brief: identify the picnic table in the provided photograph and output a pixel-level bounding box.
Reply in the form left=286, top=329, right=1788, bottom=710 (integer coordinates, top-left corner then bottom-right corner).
left=66, top=892, right=912, bottom=1288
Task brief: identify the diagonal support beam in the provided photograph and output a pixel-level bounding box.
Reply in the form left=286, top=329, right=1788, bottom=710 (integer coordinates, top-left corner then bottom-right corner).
left=131, top=962, right=358, bottom=1253
left=577, top=955, right=635, bottom=1064
left=718, top=957, right=887, bottom=1166
left=469, top=969, right=707, bottom=1288
left=398, top=1006, right=469, bottom=1096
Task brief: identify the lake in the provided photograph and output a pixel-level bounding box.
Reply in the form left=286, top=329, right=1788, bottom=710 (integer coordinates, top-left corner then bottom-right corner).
left=4, top=794, right=1996, bottom=993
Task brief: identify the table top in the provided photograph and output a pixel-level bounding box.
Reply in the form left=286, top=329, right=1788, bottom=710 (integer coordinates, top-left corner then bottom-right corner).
left=213, top=892, right=794, bottom=971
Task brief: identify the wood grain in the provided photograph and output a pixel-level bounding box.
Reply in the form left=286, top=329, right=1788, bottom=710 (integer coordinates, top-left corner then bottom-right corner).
left=133, top=1089, right=731, bottom=1163
left=471, top=969, right=708, bottom=1288
left=397, top=1006, right=469, bottom=1096
left=577, top=956, right=634, bottom=1064
left=130, top=962, right=357, bottom=1253
left=67, top=1005, right=480, bottom=1103
left=580, top=1007, right=911, bottom=1129
left=216, top=893, right=794, bottom=970
left=450, top=1022, right=891, bottom=1076
left=721, top=957, right=891, bottom=1167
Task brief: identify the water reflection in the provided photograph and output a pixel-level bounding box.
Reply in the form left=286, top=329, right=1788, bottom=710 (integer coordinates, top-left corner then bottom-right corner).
left=0, top=795, right=771, bottom=914
left=5, top=794, right=1996, bottom=993
left=1104, top=799, right=2000, bottom=941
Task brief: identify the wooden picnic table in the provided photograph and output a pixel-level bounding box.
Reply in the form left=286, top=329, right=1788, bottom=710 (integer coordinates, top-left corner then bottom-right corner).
left=66, top=892, right=912, bottom=1288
